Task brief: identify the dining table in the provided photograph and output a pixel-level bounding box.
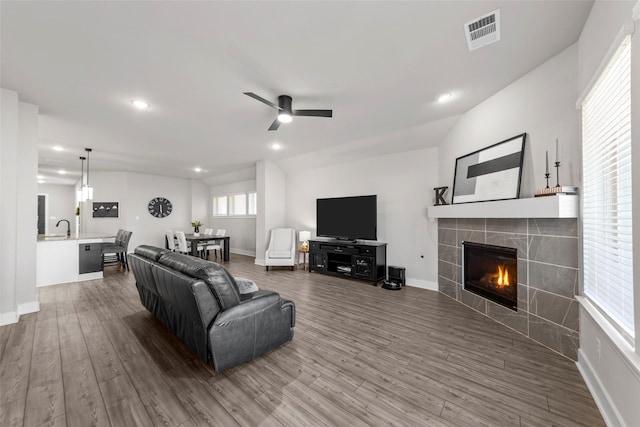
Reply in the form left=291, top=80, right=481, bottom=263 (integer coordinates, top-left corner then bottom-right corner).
left=184, top=233, right=231, bottom=261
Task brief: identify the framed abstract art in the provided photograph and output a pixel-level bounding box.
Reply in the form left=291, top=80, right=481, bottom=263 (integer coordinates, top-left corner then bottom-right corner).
left=452, top=133, right=526, bottom=204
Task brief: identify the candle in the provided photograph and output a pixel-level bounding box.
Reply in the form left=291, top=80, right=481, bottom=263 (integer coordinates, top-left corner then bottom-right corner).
left=546, top=150, right=549, bottom=174
left=555, top=138, right=559, bottom=164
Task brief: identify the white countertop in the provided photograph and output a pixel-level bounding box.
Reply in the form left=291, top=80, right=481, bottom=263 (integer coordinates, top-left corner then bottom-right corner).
left=37, top=232, right=115, bottom=242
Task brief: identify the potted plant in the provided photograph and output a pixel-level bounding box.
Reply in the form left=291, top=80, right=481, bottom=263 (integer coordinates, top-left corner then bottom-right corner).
left=191, top=220, right=203, bottom=235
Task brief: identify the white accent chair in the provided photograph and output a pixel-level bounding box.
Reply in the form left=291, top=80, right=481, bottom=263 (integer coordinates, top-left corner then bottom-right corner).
left=265, top=228, right=297, bottom=271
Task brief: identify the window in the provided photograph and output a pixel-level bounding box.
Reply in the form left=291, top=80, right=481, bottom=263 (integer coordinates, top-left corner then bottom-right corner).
left=248, top=191, right=257, bottom=215
left=213, top=196, right=227, bottom=216
left=582, top=35, right=633, bottom=338
left=229, top=194, right=247, bottom=215
left=212, top=192, right=256, bottom=217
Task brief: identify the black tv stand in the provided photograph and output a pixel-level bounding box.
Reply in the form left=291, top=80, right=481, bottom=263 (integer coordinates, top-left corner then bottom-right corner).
left=308, top=238, right=387, bottom=285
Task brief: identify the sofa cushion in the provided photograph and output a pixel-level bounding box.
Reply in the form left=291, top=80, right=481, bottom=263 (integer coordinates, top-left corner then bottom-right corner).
left=267, top=251, right=292, bottom=259
left=135, top=245, right=170, bottom=262
left=158, top=252, right=241, bottom=309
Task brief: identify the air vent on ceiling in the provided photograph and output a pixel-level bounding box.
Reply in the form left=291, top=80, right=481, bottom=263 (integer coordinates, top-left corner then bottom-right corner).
left=464, top=9, right=501, bottom=52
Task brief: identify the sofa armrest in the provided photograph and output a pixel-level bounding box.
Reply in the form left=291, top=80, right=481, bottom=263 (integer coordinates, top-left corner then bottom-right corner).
left=209, top=293, right=295, bottom=371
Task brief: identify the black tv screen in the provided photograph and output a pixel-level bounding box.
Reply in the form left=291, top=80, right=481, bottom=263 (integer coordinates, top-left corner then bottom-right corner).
left=316, top=195, right=377, bottom=240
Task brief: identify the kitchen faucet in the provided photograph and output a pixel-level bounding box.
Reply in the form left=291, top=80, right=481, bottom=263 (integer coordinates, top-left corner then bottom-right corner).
left=56, top=219, right=71, bottom=237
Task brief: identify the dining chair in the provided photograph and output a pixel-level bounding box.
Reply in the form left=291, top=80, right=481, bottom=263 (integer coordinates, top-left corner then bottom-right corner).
left=174, top=231, right=190, bottom=254
left=208, top=228, right=227, bottom=258
left=197, top=228, right=214, bottom=258
left=102, top=230, right=133, bottom=271
left=206, top=229, right=226, bottom=259
left=165, top=230, right=177, bottom=251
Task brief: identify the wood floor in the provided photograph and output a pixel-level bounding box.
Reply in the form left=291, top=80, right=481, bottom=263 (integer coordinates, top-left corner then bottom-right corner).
left=0, top=254, right=604, bottom=427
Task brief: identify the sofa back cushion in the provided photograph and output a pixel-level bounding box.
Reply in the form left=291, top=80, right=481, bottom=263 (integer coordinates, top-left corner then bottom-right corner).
left=158, top=252, right=241, bottom=310
left=135, top=245, right=170, bottom=262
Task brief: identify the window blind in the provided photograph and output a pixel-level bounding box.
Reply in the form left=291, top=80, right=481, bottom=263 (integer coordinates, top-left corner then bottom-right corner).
left=582, top=35, right=634, bottom=337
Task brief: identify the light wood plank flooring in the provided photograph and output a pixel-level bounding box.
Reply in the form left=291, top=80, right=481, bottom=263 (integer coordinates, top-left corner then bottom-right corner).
left=0, top=254, right=604, bottom=426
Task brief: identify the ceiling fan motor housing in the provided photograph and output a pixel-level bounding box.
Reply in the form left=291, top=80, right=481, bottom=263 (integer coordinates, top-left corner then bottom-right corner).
left=278, top=95, right=293, bottom=115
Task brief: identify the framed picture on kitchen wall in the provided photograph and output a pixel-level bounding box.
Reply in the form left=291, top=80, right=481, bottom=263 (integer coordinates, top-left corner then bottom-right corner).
left=452, top=133, right=526, bottom=204
left=92, top=202, right=119, bottom=218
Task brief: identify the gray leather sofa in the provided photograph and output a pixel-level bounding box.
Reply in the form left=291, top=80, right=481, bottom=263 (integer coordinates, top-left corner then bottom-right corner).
left=129, top=245, right=295, bottom=372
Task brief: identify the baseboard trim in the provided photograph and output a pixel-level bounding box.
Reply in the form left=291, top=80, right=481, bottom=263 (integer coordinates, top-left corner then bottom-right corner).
left=0, top=311, right=19, bottom=326
left=231, top=249, right=256, bottom=257
left=18, top=300, right=40, bottom=315
left=577, top=349, right=626, bottom=427
left=406, top=278, right=438, bottom=291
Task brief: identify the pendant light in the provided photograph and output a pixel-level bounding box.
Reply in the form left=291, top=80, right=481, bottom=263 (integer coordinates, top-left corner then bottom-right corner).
left=77, top=156, right=86, bottom=202
left=82, top=148, right=94, bottom=201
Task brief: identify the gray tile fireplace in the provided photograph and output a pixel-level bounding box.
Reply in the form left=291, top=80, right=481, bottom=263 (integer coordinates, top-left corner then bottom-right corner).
left=438, top=217, right=579, bottom=360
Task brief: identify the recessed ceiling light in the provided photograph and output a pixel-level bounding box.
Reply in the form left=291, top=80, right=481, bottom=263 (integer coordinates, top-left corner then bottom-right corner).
left=58, top=170, right=66, bottom=175
left=194, top=167, right=202, bottom=173
left=37, top=175, right=44, bottom=179
left=53, top=146, right=64, bottom=151
left=271, top=143, right=282, bottom=150
left=437, top=93, right=453, bottom=103
left=38, top=180, right=45, bottom=184
left=131, top=99, right=149, bottom=109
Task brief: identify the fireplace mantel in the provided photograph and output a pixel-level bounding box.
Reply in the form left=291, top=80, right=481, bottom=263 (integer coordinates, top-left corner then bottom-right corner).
left=427, top=194, right=578, bottom=219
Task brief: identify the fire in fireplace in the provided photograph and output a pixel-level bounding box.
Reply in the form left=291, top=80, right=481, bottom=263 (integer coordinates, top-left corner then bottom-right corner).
left=462, top=241, right=517, bottom=311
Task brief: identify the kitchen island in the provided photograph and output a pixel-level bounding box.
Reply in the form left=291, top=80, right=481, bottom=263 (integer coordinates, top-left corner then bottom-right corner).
left=36, top=232, right=115, bottom=287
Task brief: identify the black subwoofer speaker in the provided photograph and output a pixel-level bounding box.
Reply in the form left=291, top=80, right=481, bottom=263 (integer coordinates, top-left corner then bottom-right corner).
left=387, top=265, right=406, bottom=287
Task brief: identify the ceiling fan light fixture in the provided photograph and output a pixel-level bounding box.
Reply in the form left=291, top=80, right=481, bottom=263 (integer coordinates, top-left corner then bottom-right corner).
left=277, top=113, right=292, bottom=123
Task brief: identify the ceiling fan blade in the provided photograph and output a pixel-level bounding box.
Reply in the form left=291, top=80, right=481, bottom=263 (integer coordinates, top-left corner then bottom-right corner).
left=243, top=92, right=281, bottom=110
left=268, top=117, right=281, bottom=131
left=293, top=109, right=333, bottom=118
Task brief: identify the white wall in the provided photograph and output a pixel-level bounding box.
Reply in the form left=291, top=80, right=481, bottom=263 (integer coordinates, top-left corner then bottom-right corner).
left=285, top=147, right=440, bottom=289
left=209, top=179, right=257, bottom=256
left=255, top=161, right=286, bottom=265
left=438, top=44, right=581, bottom=198
left=82, top=171, right=192, bottom=251
left=575, top=2, right=640, bottom=427
left=38, top=183, right=76, bottom=234
left=190, top=179, right=209, bottom=224
left=0, top=88, right=39, bottom=325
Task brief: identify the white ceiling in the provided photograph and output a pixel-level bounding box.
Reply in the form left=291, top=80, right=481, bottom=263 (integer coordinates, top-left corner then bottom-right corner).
left=1, top=1, right=593, bottom=186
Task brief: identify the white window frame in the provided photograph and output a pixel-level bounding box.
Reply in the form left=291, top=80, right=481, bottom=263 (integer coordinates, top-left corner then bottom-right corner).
left=229, top=193, right=247, bottom=216
left=212, top=191, right=256, bottom=218
left=212, top=195, right=228, bottom=217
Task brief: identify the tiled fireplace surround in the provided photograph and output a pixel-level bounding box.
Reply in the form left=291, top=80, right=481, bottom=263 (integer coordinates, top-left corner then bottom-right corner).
left=438, top=217, right=579, bottom=360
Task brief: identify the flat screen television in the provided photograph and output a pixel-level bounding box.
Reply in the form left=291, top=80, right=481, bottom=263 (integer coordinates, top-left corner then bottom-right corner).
left=316, top=195, right=377, bottom=240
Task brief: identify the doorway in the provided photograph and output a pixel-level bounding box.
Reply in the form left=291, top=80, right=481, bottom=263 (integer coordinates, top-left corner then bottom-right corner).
left=37, top=194, right=46, bottom=234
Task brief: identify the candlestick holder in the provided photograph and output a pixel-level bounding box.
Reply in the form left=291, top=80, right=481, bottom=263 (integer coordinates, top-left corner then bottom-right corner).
left=555, top=161, right=561, bottom=187
left=545, top=173, right=550, bottom=189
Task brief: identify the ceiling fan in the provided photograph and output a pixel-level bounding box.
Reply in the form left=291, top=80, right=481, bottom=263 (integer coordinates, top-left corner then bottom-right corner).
left=243, top=92, right=332, bottom=131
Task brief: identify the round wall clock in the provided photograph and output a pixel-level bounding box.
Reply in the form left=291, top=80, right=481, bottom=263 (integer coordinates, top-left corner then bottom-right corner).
left=148, top=197, right=173, bottom=218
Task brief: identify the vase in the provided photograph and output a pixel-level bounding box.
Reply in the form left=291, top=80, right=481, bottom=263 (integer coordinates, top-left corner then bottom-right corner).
left=194, top=226, right=200, bottom=234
